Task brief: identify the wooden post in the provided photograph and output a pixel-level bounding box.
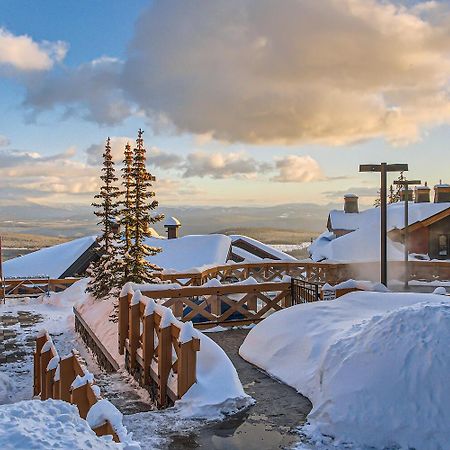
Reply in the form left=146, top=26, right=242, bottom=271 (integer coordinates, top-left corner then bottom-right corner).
left=142, top=312, right=154, bottom=385
left=118, top=293, right=132, bottom=355
left=247, top=292, right=257, bottom=312
left=177, top=341, right=191, bottom=398
left=129, top=301, right=140, bottom=370
left=93, top=422, right=120, bottom=442
left=209, top=294, right=221, bottom=317
left=53, top=379, right=61, bottom=400
left=40, top=348, right=52, bottom=400
left=59, top=355, right=76, bottom=402
left=45, top=367, right=57, bottom=400
left=34, top=334, right=48, bottom=396
left=157, top=325, right=172, bottom=408
left=71, top=383, right=90, bottom=419
left=171, top=299, right=183, bottom=318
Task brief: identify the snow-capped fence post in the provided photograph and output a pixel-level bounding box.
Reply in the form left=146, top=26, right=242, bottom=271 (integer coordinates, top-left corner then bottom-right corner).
left=59, top=354, right=78, bottom=402
left=34, top=332, right=48, bottom=396
left=177, top=337, right=200, bottom=398
left=118, top=292, right=132, bottom=355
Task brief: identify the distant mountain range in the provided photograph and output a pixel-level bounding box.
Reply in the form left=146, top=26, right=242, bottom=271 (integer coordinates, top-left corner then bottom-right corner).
left=0, top=202, right=338, bottom=237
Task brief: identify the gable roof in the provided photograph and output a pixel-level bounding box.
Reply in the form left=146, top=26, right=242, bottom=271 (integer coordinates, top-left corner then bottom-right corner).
left=328, top=202, right=450, bottom=234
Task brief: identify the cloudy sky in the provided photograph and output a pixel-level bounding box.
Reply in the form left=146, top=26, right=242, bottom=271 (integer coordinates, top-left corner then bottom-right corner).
left=1, top=0, right=450, bottom=208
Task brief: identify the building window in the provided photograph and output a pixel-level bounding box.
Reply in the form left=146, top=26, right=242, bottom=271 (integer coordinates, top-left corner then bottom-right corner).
left=438, top=234, right=448, bottom=257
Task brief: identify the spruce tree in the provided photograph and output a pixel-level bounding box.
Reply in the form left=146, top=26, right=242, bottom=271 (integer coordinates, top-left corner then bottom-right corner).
left=127, top=129, right=164, bottom=283
left=87, top=137, right=121, bottom=299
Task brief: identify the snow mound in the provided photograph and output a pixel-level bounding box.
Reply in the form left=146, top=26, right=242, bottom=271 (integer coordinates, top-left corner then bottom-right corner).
left=3, top=236, right=96, bottom=278
left=240, top=291, right=450, bottom=449
left=0, top=373, right=15, bottom=405
left=304, top=302, right=450, bottom=449
left=0, top=399, right=134, bottom=449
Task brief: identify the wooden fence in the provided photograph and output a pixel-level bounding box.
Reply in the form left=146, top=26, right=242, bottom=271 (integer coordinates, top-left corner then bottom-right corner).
left=2, top=278, right=79, bottom=301
left=159, top=260, right=450, bottom=287
left=34, top=331, right=120, bottom=442
left=118, top=292, right=201, bottom=408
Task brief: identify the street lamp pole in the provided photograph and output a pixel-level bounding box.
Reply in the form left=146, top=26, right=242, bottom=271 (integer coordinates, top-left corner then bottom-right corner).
left=393, top=179, right=421, bottom=290
left=360, top=163, right=408, bottom=287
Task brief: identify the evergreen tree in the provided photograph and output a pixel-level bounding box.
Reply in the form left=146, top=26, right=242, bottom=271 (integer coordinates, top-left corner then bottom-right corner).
left=87, top=137, right=121, bottom=299
left=116, top=142, right=134, bottom=283
left=127, top=129, right=164, bottom=283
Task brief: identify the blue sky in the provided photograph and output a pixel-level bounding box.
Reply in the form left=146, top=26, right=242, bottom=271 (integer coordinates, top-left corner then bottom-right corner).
left=1, top=0, right=450, bottom=208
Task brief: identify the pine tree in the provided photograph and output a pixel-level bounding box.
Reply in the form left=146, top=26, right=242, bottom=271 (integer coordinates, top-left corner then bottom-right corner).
left=87, top=137, right=121, bottom=299
left=127, top=129, right=164, bottom=284
left=116, top=142, right=134, bottom=284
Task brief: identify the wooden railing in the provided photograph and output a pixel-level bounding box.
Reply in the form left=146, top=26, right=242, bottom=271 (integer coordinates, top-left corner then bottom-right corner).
left=118, top=291, right=201, bottom=408
left=2, top=277, right=79, bottom=300
left=119, top=281, right=292, bottom=334
left=159, top=260, right=450, bottom=286
left=34, top=331, right=120, bottom=442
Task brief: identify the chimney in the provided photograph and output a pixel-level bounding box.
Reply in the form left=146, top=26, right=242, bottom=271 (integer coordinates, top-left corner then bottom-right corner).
left=400, top=189, right=413, bottom=202
left=344, top=194, right=359, bottom=213
left=414, top=183, right=430, bottom=203
left=164, top=216, right=181, bottom=239
left=434, top=182, right=450, bottom=203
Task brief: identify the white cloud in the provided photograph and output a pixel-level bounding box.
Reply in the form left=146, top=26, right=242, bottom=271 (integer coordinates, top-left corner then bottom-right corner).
left=120, top=0, right=450, bottom=145
left=0, top=27, right=67, bottom=71
left=272, top=155, right=324, bottom=183
left=182, top=151, right=271, bottom=179
left=0, top=135, right=10, bottom=147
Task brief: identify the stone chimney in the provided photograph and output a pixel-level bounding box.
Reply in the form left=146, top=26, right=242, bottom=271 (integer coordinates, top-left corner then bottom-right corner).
left=164, top=216, right=181, bottom=239
left=414, top=183, right=430, bottom=203
left=344, top=194, right=359, bottom=213
left=434, top=182, right=450, bottom=203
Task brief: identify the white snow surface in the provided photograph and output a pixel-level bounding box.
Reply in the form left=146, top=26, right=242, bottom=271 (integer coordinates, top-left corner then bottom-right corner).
left=3, top=235, right=96, bottom=278
left=240, top=291, right=450, bottom=449
left=147, top=234, right=231, bottom=272
left=0, top=399, right=136, bottom=449
left=311, top=201, right=450, bottom=262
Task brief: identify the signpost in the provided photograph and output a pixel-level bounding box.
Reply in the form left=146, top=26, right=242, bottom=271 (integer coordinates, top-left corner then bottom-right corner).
left=359, top=163, right=409, bottom=286
left=393, top=179, right=421, bottom=289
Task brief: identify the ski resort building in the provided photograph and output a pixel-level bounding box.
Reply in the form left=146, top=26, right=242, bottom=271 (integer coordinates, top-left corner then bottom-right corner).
left=311, top=184, right=450, bottom=262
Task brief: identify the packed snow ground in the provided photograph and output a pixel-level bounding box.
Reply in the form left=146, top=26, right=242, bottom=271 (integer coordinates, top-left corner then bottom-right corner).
left=240, top=289, right=450, bottom=450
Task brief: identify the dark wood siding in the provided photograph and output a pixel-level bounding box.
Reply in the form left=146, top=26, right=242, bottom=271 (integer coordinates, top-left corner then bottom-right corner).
left=428, top=216, right=450, bottom=260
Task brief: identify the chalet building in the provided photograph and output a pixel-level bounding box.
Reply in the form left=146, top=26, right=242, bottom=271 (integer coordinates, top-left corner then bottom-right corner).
left=318, top=183, right=450, bottom=262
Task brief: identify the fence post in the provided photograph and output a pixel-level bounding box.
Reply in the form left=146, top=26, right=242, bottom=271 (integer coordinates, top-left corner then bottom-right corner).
left=142, top=311, right=154, bottom=385
left=171, top=299, right=183, bottom=318
left=118, top=292, right=131, bottom=356
left=71, top=382, right=90, bottom=419
left=209, top=294, right=221, bottom=317
left=34, top=333, right=47, bottom=396
left=59, top=355, right=76, bottom=402
left=157, top=325, right=172, bottom=408
left=177, top=337, right=200, bottom=398
left=40, top=347, right=52, bottom=400
left=247, top=292, right=257, bottom=312
left=129, top=300, right=140, bottom=370
left=45, top=366, right=57, bottom=400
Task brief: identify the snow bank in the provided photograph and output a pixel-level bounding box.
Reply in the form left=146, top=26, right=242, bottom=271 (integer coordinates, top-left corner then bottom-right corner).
left=3, top=236, right=96, bottom=278
left=0, top=373, right=15, bottom=405
left=0, top=399, right=135, bottom=449
left=231, top=235, right=297, bottom=261
left=322, top=279, right=389, bottom=292
left=240, top=291, right=450, bottom=449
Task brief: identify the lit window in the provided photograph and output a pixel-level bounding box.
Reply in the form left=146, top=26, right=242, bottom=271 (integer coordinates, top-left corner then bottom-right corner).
left=438, top=235, right=448, bottom=256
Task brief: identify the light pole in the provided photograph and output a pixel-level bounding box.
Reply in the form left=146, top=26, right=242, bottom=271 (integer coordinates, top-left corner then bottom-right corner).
left=393, top=179, right=421, bottom=290
left=359, top=163, right=408, bottom=286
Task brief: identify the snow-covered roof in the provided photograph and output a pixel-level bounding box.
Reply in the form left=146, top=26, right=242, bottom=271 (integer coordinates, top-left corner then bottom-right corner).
left=164, top=216, right=181, bottom=227
left=328, top=201, right=450, bottom=232
left=230, top=235, right=297, bottom=261
left=313, top=201, right=450, bottom=262
left=147, top=234, right=231, bottom=272
left=3, top=236, right=97, bottom=279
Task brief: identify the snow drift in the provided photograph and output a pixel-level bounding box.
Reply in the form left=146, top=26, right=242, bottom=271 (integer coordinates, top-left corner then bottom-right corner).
left=0, top=399, right=138, bottom=449
left=240, top=291, right=450, bottom=449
